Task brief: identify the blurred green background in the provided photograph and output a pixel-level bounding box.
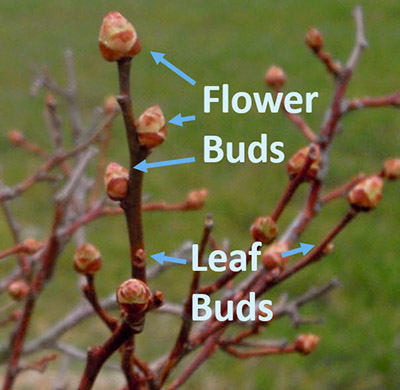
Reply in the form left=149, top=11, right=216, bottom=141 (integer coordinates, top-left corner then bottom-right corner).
left=1, top=0, right=400, bottom=389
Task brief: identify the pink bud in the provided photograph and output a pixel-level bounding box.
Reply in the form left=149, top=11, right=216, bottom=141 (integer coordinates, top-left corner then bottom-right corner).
left=347, top=176, right=383, bottom=211
left=73, top=243, right=102, bottom=275
left=99, top=11, right=141, bottom=62
left=287, top=145, right=321, bottom=180
left=305, top=28, right=324, bottom=51
left=264, top=66, right=286, bottom=89
left=250, top=216, right=278, bottom=245
left=8, top=129, right=25, bottom=146
left=8, top=280, right=29, bottom=301
left=116, top=279, right=152, bottom=314
left=104, top=162, right=129, bottom=201
left=383, top=158, right=400, bottom=181
left=261, top=241, right=289, bottom=270
left=136, top=105, right=167, bottom=148
left=186, top=189, right=209, bottom=210
left=294, top=334, right=320, bottom=355
left=22, top=238, right=43, bottom=255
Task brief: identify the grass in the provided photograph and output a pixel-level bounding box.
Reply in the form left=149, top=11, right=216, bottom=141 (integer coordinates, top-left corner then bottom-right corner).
left=1, top=0, right=400, bottom=389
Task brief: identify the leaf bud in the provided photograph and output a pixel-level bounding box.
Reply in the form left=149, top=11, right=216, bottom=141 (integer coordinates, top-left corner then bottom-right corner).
left=250, top=216, right=278, bottom=245
left=294, top=333, right=320, bottom=355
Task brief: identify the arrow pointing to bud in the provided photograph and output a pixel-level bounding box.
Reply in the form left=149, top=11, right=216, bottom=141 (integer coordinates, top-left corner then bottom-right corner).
left=134, top=157, right=196, bottom=173
left=281, top=243, right=315, bottom=258
left=151, top=251, right=187, bottom=265
left=150, top=51, right=196, bottom=86
left=169, top=113, right=196, bottom=127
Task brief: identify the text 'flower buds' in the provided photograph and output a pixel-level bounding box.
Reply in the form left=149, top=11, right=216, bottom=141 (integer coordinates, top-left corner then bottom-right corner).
left=261, top=241, right=289, bottom=270
left=99, top=11, right=141, bottom=62
left=186, top=189, right=209, bottom=210
left=305, top=28, right=324, bottom=51
left=287, top=145, right=321, bottom=180
left=383, top=158, right=400, bottom=180
left=295, top=334, right=320, bottom=355
left=136, top=105, right=167, bottom=148
left=250, top=216, right=278, bottom=245
left=73, top=243, right=102, bottom=275
left=116, top=278, right=152, bottom=314
left=347, top=176, right=383, bottom=211
left=104, top=162, right=129, bottom=201
left=8, top=280, right=29, bottom=301
left=264, top=65, right=286, bottom=89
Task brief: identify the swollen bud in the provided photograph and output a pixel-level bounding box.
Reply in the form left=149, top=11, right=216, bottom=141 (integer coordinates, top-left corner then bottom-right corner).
left=73, top=243, right=102, bottom=275
left=8, top=129, right=25, bottom=146
left=186, top=189, right=209, bottom=210
left=136, top=105, right=167, bottom=148
left=104, top=162, right=129, bottom=201
left=305, top=28, right=324, bottom=51
left=116, top=278, right=152, bottom=315
left=383, top=158, right=400, bottom=181
left=261, top=241, right=289, bottom=270
left=22, top=238, right=43, bottom=255
left=99, top=11, right=141, bottom=62
left=264, top=65, right=286, bottom=89
left=8, top=280, right=29, bottom=301
left=347, top=176, right=383, bottom=211
left=294, top=334, right=320, bottom=355
left=287, top=145, right=321, bottom=180
left=103, top=95, right=119, bottom=115
left=250, top=216, right=278, bottom=245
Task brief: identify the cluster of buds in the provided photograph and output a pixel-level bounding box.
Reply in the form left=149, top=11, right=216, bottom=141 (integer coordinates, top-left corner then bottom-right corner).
left=347, top=176, right=384, bottom=211
left=294, top=333, right=320, bottom=355
left=8, top=280, right=29, bottom=301
left=104, top=162, right=129, bottom=201
left=250, top=216, right=278, bottom=245
left=383, top=158, right=400, bottom=181
left=305, top=28, right=324, bottom=52
left=116, top=278, right=152, bottom=316
left=73, top=243, right=102, bottom=275
left=99, top=11, right=141, bottom=62
left=287, top=145, right=321, bottom=180
left=261, top=241, right=289, bottom=270
left=136, top=105, right=167, bottom=149
left=21, top=238, right=43, bottom=255
left=264, top=65, right=286, bottom=89
left=7, top=129, right=25, bottom=146
left=186, top=188, right=209, bottom=210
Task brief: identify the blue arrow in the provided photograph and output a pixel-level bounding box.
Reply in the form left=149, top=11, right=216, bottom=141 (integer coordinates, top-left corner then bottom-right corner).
left=169, top=113, right=196, bottom=127
left=151, top=251, right=187, bottom=265
left=150, top=51, right=196, bottom=86
left=281, top=243, right=315, bottom=258
left=134, top=157, right=196, bottom=173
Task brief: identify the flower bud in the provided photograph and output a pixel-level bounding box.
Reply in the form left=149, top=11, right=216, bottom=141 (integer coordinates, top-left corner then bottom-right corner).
left=322, top=243, right=334, bottom=255
left=383, top=158, right=400, bottom=181
left=103, top=95, right=119, bottom=115
left=186, top=189, right=209, bottom=210
left=264, top=65, right=286, bottom=89
left=22, top=238, right=43, bottom=255
left=136, top=105, right=167, bottom=148
left=287, top=145, right=321, bottom=180
left=294, top=334, right=320, bottom=355
left=8, top=280, right=29, bottom=301
left=73, top=243, right=102, bottom=275
left=104, top=162, right=129, bottom=201
left=116, top=278, right=152, bottom=314
left=305, top=28, right=324, bottom=51
left=8, top=129, right=25, bottom=146
left=261, top=241, right=289, bottom=270
left=347, top=176, right=383, bottom=211
left=250, top=216, right=278, bottom=245
left=99, top=11, right=141, bottom=61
